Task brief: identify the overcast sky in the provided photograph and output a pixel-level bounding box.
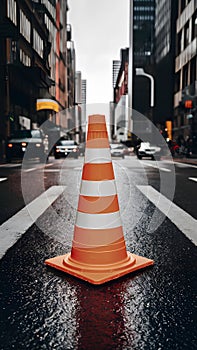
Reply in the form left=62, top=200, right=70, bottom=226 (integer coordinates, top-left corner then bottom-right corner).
left=68, top=0, right=129, bottom=104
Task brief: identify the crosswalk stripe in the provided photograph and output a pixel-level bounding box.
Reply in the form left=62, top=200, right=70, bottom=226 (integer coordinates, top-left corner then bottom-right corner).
left=137, top=185, right=197, bottom=246
left=0, top=185, right=66, bottom=259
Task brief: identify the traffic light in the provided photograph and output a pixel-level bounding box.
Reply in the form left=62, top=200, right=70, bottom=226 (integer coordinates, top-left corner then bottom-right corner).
left=184, top=100, right=193, bottom=109
left=165, top=120, right=172, bottom=140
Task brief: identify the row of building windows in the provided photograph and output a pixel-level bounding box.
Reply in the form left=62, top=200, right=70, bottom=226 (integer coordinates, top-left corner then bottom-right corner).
left=20, top=49, right=31, bottom=67
left=7, top=0, right=17, bottom=25
left=41, top=0, right=56, bottom=19
left=134, top=6, right=154, bottom=11
left=33, top=29, right=44, bottom=58
left=176, top=15, right=196, bottom=55
left=20, top=10, right=31, bottom=43
left=134, top=15, right=154, bottom=20
left=134, top=0, right=154, bottom=2
left=7, top=2, right=45, bottom=61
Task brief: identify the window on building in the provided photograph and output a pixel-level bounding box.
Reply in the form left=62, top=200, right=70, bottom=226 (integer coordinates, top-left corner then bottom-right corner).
left=7, top=0, right=17, bottom=25
left=192, top=12, right=197, bottom=40
left=20, top=10, right=31, bottom=43
left=175, top=72, right=181, bottom=93
left=190, top=57, right=196, bottom=85
left=184, top=21, right=190, bottom=48
left=176, top=31, right=182, bottom=56
left=182, top=64, right=189, bottom=89
left=180, top=0, right=186, bottom=14
left=33, top=29, right=43, bottom=58
left=20, top=49, right=31, bottom=66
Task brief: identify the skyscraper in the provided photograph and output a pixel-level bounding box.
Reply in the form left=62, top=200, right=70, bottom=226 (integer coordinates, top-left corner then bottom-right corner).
left=133, top=0, right=155, bottom=118
left=133, top=0, right=155, bottom=67
left=173, top=0, right=197, bottom=141
left=154, top=0, right=178, bottom=129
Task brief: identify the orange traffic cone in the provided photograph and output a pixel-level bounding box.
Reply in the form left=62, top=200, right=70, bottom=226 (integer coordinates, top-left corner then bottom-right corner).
left=45, top=115, right=154, bottom=284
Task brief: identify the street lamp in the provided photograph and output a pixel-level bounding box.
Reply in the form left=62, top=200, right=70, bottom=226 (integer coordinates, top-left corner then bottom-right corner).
left=135, top=68, right=155, bottom=107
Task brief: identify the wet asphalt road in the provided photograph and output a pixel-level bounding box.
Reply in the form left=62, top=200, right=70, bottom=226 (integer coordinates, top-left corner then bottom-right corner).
left=0, top=156, right=197, bottom=350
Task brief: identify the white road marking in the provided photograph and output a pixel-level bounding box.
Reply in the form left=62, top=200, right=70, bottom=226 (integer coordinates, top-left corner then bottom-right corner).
left=137, top=185, right=197, bottom=246
left=0, top=163, right=21, bottom=168
left=0, top=185, right=66, bottom=259
left=0, top=178, right=7, bottom=182
left=74, top=167, right=82, bottom=170
left=189, top=177, right=197, bottom=183
left=174, top=163, right=189, bottom=168
left=164, top=160, right=197, bottom=169
left=43, top=169, right=60, bottom=172
left=23, top=168, right=36, bottom=172
left=23, top=164, right=56, bottom=172
left=140, top=161, right=171, bottom=172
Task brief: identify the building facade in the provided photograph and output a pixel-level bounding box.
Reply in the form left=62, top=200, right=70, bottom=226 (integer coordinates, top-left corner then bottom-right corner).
left=173, top=0, right=197, bottom=143
left=112, top=48, right=129, bottom=141
left=133, top=0, right=155, bottom=119
left=0, top=0, right=72, bottom=160
left=154, top=0, right=178, bottom=133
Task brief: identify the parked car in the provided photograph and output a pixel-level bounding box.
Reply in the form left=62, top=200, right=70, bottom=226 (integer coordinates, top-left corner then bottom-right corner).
left=110, top=143, right=128, bottom=158
left=54, top=139, right=79, bottom=159
left=6, top=129, right=48, bottom=162
left=137, top=142, right=161, bottom=160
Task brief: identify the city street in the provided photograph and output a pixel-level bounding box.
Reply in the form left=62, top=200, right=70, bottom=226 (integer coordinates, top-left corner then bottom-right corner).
left=0, top=155, right=196, bottom=350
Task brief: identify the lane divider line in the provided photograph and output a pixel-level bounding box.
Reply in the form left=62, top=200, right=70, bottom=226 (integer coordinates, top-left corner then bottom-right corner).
left=189, top=177, right=197, bottom=183
left=0, top=163, right=21, bottom=168
left=23, top=168, right=36, bottom=172
left=43, top=169, right=60, bottom=172
left=0, top=178, right=7, bottom=182
left=0, top=185, right=66, bottom=259
left=163, top=160, right=197, bottom=169
left=140, top=161, right=171, bottom=172
left=137, top=185, right=197, bottom=246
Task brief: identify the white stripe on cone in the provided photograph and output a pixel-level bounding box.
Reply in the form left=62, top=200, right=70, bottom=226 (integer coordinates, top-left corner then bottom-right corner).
left=75, top=211, right=122, bottom=229
left=80, top=180, right=117, bottom=197
left=85, top=148, right=111, bottom=164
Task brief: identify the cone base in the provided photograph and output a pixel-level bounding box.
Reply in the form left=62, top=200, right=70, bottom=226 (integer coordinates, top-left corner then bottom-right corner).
left=45, top=252, right=154, bottom=285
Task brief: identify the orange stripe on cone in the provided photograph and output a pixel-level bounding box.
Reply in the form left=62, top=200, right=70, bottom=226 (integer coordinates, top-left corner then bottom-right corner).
left=77, top=195, right=119, bottom=214
left=45, top=114, right=154, bottom=284
left=82, top=163, right=114, bottom=181
left=73, top=226, right=125, bottom=246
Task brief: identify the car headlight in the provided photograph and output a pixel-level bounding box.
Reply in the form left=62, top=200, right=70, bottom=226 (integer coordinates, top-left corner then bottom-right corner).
left=8, top=143, right=13, bottom=148
left=21, top=142, right=27, bottom=147
left=36, top=143, right=41, bottom=147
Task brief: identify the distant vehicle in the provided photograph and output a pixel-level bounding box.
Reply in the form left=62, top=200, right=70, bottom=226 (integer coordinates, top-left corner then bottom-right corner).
left=137, top=142, right=161, bottom=160
left=54, top=139, right=79, bottom=159
left=6, top=129, right=48, bottom=162
left=110, top=143, right=127, bottom=158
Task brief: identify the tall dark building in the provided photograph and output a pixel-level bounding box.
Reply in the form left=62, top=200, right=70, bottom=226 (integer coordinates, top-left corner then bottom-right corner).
left=0, top=0, right=52, bottom=159
left=133, top=0, right=155, bottom=67
left=0, top=0, right=72, bottom=160
left=133, top=0, right=155, bottom=118
left=173, top=0, right=197, bottom=142
left=154, top=0, right=178, bottom=131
